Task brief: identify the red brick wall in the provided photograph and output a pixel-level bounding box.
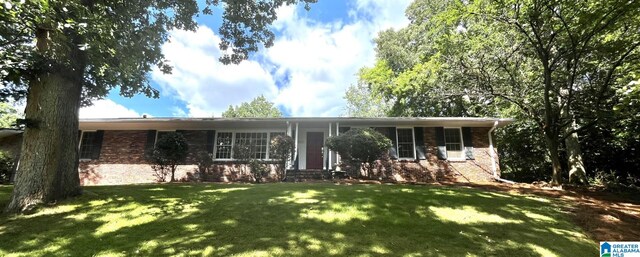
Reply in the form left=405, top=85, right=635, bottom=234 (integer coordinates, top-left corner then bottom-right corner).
left=388, top=127, right=499, bottom=183
left=79, top=130, right=206, bottom=185
left=79, top=127, right=501, bottom=185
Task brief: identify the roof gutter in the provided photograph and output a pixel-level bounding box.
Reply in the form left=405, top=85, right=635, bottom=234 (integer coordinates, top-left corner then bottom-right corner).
left=488, top=121, right=515, bottom=184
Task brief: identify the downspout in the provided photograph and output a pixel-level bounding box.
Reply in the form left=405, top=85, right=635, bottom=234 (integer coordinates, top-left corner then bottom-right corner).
left=488, top=121, right=515, bottom=184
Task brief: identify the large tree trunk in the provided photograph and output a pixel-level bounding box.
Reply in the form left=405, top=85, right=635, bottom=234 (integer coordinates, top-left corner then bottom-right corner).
left=543, top=128, right=563, bottom=186
left=565, top=120, right=588, bottom=185
left=4, top=28, right=84, bottom=214
left=5, top=72, right=83, bottom=213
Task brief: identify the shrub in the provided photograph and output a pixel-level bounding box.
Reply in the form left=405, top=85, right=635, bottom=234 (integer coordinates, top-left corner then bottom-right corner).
left=270, top=135, right=294, bottom=180
left=248, top=159, right=269, bottom=183
left=326, top=128, right=392, bottom=179
left=195, top=151, right=216, bottom=181
left=0, top=150, right=14, bottom=184
left=149, top=132, right=189, bottom=182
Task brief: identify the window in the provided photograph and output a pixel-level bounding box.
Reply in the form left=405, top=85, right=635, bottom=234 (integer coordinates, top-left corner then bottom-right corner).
left=215, top=132, right=233, bottom=159
left=79, top=131, right=97, bottom=159
left=235, top=132, right=268, bottom=159
left=214, top=131, right=286, bottom=160
left=444, top=128, right=463, bottom=159
left=396, top=128, right=415, bottom=159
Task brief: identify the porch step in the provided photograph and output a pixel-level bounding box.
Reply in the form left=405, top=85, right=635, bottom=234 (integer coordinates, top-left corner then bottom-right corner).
left=285, top=169, right=331, bottom=182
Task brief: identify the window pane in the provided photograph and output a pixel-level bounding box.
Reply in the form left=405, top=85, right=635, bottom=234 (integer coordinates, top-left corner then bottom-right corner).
left=444, top=128, right=463, bottom=159
left=215, top=132, right=233, bottom=159
left=235, top=132, right=268, bottom=159
left=396, top=128, right=414, bottom=158
left=79, top=132, right=96, bottom=159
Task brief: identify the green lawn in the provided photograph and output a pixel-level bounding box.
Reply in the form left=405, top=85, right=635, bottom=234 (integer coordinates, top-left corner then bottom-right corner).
left=0, top=183, right=596, bottom=256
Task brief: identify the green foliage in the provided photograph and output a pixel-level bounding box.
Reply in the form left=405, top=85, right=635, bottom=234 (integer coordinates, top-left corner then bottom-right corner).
left=213, top=0, right=317, bottom=64
left=326, top=128, right=392, bottom=178
left=247, top=159, right=269, bottom=183
left=343, top=82, right=392, bottom=117
left=0, top=1, right=317, bottom=104
left=0, top=0, right=200, bottom=103
left=270, top=135, right=294, bottom=180
left=150, top=132, right=189, bottom=182
left=496, top=120, right=551, bottom=183
left=361, top=0, right=640, bottom=184
left=222, top=95, right=282, bottom=118
left=0, top=150, right=13, bottom=184
left=195, top=151, right=217, bottom=181
left=0, top=103, right=19, bottom=128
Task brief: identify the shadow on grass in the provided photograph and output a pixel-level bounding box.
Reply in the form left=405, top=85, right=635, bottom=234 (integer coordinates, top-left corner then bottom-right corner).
left=0, top=183, right=596, bottom=256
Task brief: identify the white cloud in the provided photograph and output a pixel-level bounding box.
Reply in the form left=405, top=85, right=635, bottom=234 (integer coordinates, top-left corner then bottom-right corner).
left=150, top=0, right=412, bottom=117
left=80, top=99, right=141, bottom=118
left=151, top=26, right=277, bottom=117
left=267, top=0, right=412, bottom=116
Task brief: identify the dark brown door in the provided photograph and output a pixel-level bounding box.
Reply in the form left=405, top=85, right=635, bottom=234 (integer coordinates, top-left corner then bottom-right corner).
left=306, top=132, right=324, bottom=169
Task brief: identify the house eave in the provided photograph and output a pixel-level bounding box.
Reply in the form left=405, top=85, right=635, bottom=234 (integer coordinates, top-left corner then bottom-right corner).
left=78, top=117, right=514, bottom=131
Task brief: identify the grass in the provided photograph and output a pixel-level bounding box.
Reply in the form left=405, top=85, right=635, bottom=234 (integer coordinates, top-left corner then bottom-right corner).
left=0, top=183, right=596, bottom=256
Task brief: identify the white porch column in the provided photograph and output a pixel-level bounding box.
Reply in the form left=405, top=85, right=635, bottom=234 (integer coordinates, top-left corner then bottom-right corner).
left=328, top=122, right=332, bottom=170
left=294, top=122, right=299, bottom=169
left=336, top=122, right=340, bottom=164
left=286, top=121, right=292, bottom=169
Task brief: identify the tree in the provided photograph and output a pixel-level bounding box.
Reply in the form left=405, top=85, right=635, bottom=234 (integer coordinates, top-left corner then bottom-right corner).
left=269, top=135, right=295, bottom=180
left=149, top=132, right=189, bottom=182
left=343, top=82, right=392, bottom=117
left=325, top=128, right=392, bottom=179
left=0, top=0, right=316, bottom=213
left=0, top=103, right=20, bottom=128
left=360, top=0, right=640, bottom=185
left=222, top=95, right=282, bottom=118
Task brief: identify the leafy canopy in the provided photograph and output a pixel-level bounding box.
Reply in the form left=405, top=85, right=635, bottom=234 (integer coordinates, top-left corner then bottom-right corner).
left=222, top=95, right=283, bottom=118
left=0, top=0, right=317, bottom=105
left=343, top=82, right=392, bottom=117
left=326, top=128, right=392, bottom=164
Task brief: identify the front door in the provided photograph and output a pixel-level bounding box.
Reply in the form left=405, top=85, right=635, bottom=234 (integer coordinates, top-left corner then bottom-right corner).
left=306, top=132, right=324, bottom=169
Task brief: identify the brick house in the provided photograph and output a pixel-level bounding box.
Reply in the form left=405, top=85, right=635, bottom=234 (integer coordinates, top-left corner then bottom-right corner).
left=1, top=117, right=512, bottom=185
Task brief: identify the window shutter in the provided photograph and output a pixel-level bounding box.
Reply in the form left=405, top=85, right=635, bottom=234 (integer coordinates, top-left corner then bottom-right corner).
left=435, top=127, right=447, bottom=160
left=462, top=127, right=474, bottom=160
left=206, top=130, right=215, bottom=154
left=144, top=130, right=157, bottom=158
left=414, top=127, right=426, bottom=160
left=91, top=130, right=104, bottom=160
left=389, top=127, right=398, bottom=159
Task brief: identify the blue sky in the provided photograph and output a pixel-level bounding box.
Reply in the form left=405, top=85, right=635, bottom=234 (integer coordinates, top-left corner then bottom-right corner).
left=79, top=0, right=412, bottom=118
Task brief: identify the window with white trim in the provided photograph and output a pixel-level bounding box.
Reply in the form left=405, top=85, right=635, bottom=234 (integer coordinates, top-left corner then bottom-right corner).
left=235, top=132, right=268, bottom=159
left=444, top=128, right=464, bottom=159
left=215, top=132, right=233, bottom=159
left=79, top=131, right=97, bottom=159
left=396, top=128, right=415, bottom=159
left=214, top=131, right=286, bottom=160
